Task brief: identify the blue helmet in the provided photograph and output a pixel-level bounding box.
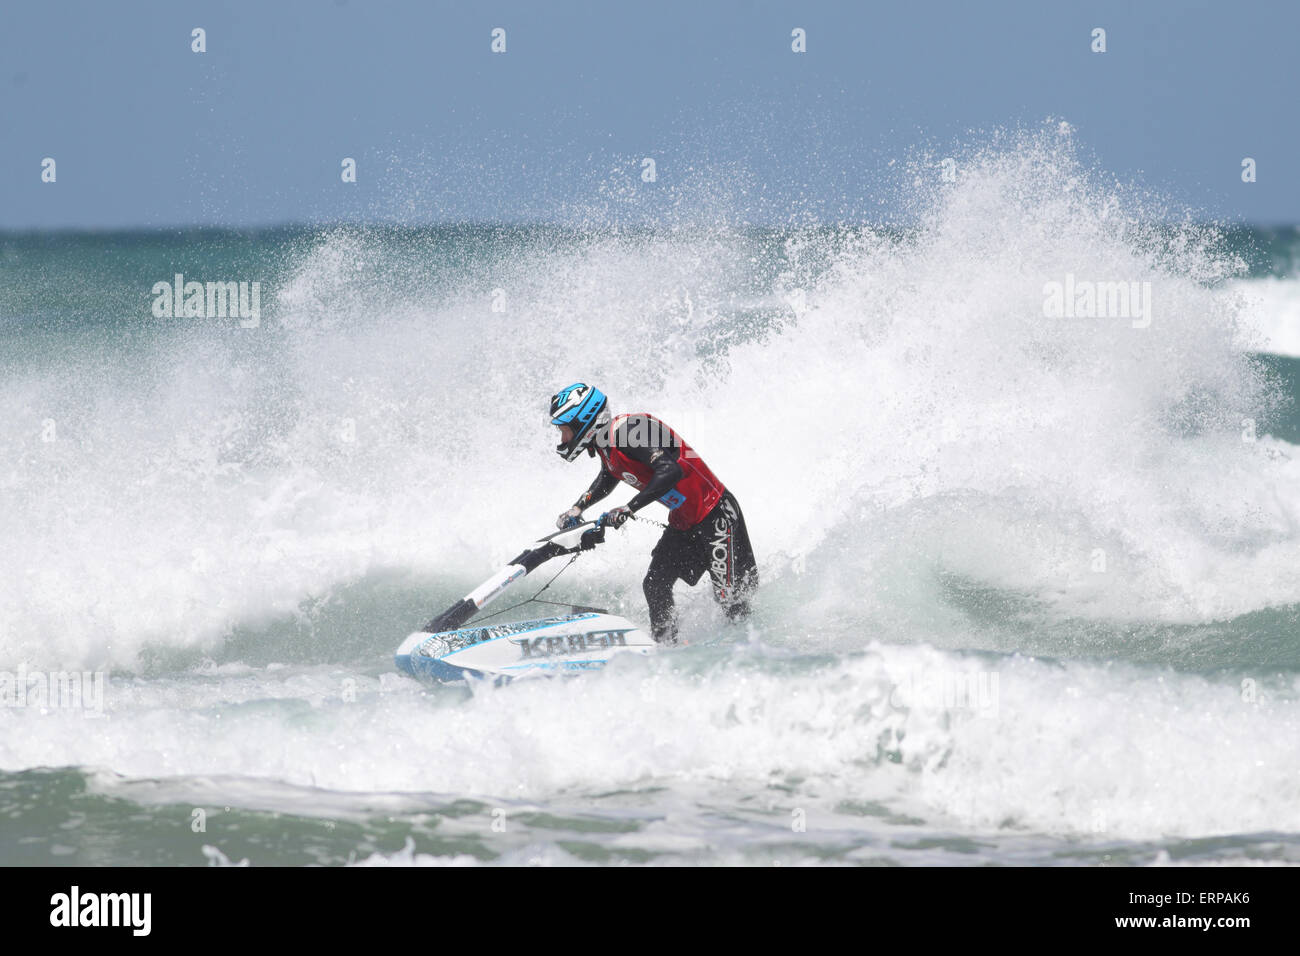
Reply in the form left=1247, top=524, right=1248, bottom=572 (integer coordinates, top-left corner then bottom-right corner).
left=550, top=383, right=610, bottom=462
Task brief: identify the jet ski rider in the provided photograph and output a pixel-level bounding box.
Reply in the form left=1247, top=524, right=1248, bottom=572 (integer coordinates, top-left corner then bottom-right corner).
left=549, top=382, right=758, bottom=644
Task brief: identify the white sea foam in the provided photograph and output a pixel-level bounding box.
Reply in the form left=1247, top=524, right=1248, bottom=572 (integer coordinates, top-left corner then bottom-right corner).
left=1233, top=276, right=1300, bottom=357
left=4, top=642, right=1297, bottom=841
left=5, top=132, right=1299, bottom=673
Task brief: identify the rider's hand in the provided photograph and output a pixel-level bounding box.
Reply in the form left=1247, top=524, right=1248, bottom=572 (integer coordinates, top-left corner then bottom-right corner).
left=557, top=506, right=583, bottom=530
left=599, top=506, right=633, bottom=530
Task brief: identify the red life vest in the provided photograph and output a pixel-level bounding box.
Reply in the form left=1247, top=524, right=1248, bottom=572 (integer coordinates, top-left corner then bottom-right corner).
left=597, top=413, right=725, bottom=529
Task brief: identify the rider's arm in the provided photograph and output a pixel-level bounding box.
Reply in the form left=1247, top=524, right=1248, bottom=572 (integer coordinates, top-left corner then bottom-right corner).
left=575, top=469, right=620, bottom=512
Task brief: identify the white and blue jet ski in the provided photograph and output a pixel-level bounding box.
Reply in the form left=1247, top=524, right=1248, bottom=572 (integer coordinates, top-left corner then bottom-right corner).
left=395, top=520, right=655, bottom=682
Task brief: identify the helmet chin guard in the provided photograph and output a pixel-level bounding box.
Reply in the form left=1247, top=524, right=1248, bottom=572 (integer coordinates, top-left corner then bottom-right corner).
left=550, top=383, right=609, bottom=462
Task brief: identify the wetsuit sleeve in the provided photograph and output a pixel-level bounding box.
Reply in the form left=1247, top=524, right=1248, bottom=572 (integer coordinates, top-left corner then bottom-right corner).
left=618, top=416, right=684, bottom=512
left=574, top=469, right=619, bottom=511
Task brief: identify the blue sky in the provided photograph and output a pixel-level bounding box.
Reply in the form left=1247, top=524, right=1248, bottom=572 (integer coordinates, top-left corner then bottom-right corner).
left=2, top=0, right=1297, bottom=228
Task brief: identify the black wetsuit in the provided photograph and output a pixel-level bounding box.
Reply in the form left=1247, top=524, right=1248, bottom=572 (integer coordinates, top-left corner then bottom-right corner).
left=573, top=415, right=757, bottom=643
